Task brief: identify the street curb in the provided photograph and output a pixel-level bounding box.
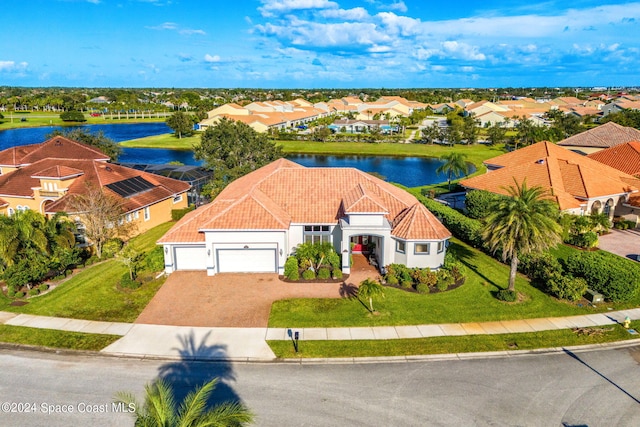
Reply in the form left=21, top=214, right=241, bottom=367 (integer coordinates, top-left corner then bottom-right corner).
left=3, top=338, right=640, bottom=364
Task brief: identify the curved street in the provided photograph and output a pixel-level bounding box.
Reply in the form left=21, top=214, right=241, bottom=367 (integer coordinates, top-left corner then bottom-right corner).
left=1, top=345, right=639, bottom=426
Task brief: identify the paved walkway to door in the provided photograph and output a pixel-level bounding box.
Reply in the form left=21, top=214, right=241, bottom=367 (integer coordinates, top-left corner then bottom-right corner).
left=135, top=255, right=380, bottom=328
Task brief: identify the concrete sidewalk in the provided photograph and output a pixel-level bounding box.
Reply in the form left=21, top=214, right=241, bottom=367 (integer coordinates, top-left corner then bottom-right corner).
left=2, top=308, right=640, bottom=361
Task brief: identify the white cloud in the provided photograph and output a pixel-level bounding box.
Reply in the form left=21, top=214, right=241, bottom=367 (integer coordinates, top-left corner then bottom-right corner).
left=259, top=0, right=338, bottom=17
left=146, top=22, right=205, bottom=35
left=441, top=41, right=486, bottom=61
left=387, top=1, right=407, bottom=13
left=0, top=61, right=28, bottom=72
left=204, top=54, right=221, bottom=63
left=319, top=7, right=369, bottom=20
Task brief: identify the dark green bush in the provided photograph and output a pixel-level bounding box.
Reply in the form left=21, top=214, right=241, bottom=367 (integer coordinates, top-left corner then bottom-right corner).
left=38, top=284, right=49, bottom=293
left=563, top=251, right=640, bottom=302
left=549, top=276, right=588, bottom=301
left=60, top=110, right=86, bottom=122
left=14, top=291, right=25, bottom=299
left=465, top=190, right=505, bottom=219
left=302, top=269, right=316, bottom=280
left=416, top=283, right=431, bottom=294
left=567, top=231, right=598, bottom=249
left=436, top=269, right=454, bottom=291
left=28, top=288, right=39, bottom=297
left=317, top=267, right=331, bottom=280
left=496, top=289, right=517, bottom=302
left=120, top=272, right=141, bottom=289
left=284, top=257, right=299, bottom=280
left=171, top=205, right=195, bottom=221
left=418, top=196, right=483, bottom=247
left=143, top=246, right=165, bottom=272
left=332, top=269, right=343, bottom=279
left=385, top=274, right=399, bottom=285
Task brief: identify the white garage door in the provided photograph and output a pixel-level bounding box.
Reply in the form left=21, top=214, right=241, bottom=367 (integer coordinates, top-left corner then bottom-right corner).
left=174, top=246, right=207, bottom=270
left=217, top=249, right=277, bottom=273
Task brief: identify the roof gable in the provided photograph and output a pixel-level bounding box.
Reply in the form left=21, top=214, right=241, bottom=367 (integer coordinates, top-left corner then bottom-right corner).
left=557, top=122, right=640, bottom=148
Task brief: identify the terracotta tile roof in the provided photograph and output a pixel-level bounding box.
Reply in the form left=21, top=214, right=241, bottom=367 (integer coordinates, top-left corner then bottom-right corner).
left=0, top=136, right=110, bottom=167
left=31, top=165, right=84, bottom=179
left=159, top=160, right=449, bottom=243
left=392, top=203, right=452, bottom=240
left=557, top=122, right=640, bottom=148
left=461, top=141, right=640, bottom=210
left=0, top=157, right=189, bottom=214
left=587, top=141, right=640, bottom=176
left=342, top=183, right=389, bottom=214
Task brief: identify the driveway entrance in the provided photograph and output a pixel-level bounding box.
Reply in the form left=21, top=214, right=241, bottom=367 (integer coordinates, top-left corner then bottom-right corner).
left=598, top=229, right=640, bottom=261
left=136, top=255, right=380, bottom=328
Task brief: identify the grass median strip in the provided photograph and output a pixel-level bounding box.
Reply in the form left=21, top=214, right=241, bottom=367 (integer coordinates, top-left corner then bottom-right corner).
left=0, top=325, right=120, bottom=351
left=268, top=322, right=640, bottom=358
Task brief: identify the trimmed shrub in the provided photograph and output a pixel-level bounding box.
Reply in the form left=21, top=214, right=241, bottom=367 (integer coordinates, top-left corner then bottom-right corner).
left=171, top=205, right=195, bottom=221
left=549, top=276, right=588, bottom=302
left=563, top=251, right=640, bottom=302
left=412, top=268, right=437, bottom=286
left=102, top=239, right=124, bottom=259
left=284, top=257, right=299, bottom=280
left=14, top=291, right=25, bottom=299
left=567, top=231, right=598, bottom=249
left=7, top=288, right=16, bottom=298
left=302, top=269, right=316, bottom=280
left=496, top=289, right=517, bottom=302
left=28, top=288, right=39, bottom=297
left=120, top=272, right=141, bottom=289
left=332, top=269, right=343, bottom=279
left=143, top=246, right=165, bottom=272
left=416, top=283, right=431, bottom=294
left=418, top=195, right=484, bottom=248
left=465, top=190, right=505, bottom=219
left=436, top=269, right=454, bottom=291
left=317, top=267, right=331, bottom=280
left=385, top=274, right=399, bottom=286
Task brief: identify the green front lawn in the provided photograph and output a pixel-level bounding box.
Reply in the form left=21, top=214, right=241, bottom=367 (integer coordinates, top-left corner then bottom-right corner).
left=268, top=239, right=607, bottom=328
left=119, top=133, right=198, bottom=150
left=268, top=322, right=639, bottom=358
left=0, top=325, right=120, bottom=351
left=0, top=222, right=173, bottom=322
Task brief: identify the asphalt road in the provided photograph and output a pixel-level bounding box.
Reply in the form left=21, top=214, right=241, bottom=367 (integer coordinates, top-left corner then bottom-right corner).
left=1, top=346, right=640, bottom=426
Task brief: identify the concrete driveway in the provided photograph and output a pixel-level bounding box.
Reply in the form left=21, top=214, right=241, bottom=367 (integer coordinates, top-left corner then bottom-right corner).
left=598, top=228, right=640, bottom=261
left=136, top=255, right=379, bottom=328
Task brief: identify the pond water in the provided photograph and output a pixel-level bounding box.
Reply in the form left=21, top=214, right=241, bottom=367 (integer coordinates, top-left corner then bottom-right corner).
left=0, top=123, right=475, bottom=187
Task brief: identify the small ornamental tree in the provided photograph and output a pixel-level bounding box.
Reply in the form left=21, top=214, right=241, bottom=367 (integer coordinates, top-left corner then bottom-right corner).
left=358, top=278, right=385, bottom=313
left=166, top=111, right=195, bottom=139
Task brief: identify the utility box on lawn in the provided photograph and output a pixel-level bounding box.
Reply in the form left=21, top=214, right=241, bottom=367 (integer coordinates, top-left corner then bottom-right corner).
left=585, top=289, right=604, bottom=304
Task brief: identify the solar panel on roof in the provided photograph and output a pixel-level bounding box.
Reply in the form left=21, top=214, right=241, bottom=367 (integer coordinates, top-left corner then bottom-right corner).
left=106, top=176, right=155, bottom=198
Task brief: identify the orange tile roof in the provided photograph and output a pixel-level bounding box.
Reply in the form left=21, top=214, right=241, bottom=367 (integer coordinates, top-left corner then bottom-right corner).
left=557, top=122, right=640, bottom=148
left=587, top=141, right=640, bottom=176
left=159, top=159, right=450, bottom=243
left=461, top=141, right=640, bottom=210
left=392, top=203, right=452, bottom=240
left=0, top=136, right=110, bottom=166
left=0, top=156, right=189, bottom=214
left=31, top=165, right=84, bottom=179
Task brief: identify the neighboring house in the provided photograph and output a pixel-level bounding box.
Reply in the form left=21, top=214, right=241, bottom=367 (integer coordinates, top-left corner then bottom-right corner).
left=158, top=159, right=451, bottom=276
left=587, top=141, right=640, bottom=177
left=0, top=136, right=190, bottom=235
left=329, top=119, right=394, bottom=134
left=557, top=122, right=640, bottom=154
left=460, top=141, right=640, bottom=220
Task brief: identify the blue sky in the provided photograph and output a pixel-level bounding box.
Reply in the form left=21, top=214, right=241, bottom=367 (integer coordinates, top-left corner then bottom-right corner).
left=1, top=0, right=639, bottom=88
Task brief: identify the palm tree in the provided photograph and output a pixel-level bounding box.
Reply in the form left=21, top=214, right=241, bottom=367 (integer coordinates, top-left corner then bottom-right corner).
left=436, top=152, right=469, bottom=191
left=115, top=377, right=254, bottom=427
left=358, top=278, right=385, bottom=313
left=482, top=180, right=562, bottom=293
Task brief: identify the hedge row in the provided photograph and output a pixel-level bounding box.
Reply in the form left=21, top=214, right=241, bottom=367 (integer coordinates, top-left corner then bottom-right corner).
left=416, top=194, right=484, bottom=248
left=563, top=251, right=640, bottom=302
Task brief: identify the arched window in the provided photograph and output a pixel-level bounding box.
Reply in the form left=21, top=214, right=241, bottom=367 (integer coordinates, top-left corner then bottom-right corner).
left=591, top=200, right=602, bottom=215
left=603, top=198, right=614, bottom=217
